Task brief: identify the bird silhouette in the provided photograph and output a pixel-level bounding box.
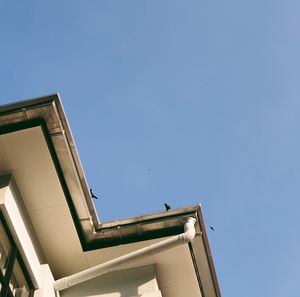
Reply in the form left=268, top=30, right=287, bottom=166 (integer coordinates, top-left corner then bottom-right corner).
left=90, top=189, right=99, bottom=199
left=164, top=203, right=171, bottom=211
left=209, top=225, right=215, bottom=231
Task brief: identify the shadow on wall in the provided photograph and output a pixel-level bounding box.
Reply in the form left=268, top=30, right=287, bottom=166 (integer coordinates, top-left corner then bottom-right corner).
left=60, top=264, right=159, bottom=297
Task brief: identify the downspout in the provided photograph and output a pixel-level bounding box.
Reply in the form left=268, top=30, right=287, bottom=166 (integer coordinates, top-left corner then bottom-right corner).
left=54, top=217, right=196, bottom=292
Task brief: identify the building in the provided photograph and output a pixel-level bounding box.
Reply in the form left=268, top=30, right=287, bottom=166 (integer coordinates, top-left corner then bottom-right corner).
left=0, top=95, right=221, bottom=297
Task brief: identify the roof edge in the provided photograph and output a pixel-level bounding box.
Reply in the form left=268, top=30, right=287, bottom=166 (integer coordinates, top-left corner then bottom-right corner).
left=0, top=93, right=60, bottom=115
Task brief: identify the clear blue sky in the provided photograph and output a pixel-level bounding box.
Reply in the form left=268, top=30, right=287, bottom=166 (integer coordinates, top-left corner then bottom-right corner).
left=1, top=1, right=299, bottom=296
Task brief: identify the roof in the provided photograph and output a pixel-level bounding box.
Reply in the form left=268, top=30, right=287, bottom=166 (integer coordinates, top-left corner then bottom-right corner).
left=0, top=94, right=221, bottom=297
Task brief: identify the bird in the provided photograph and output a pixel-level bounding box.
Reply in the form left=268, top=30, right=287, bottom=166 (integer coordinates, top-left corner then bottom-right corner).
left=209, top=225, right=215, bottom=231
left=147, top=168, right=151, bottom=172
left=90, top=189, right=99, bottom=199
left=164, top=203, right=171, bottom=211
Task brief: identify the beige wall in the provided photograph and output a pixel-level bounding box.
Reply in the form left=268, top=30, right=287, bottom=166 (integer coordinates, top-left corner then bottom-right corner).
left=61, top=264, right=162, bottom=297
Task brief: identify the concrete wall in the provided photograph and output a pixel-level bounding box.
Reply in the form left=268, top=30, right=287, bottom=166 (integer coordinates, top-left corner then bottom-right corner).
left=61, top=264, right=162, bottom=297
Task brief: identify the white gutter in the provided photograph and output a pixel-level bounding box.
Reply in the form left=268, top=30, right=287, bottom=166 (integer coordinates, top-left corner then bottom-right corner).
left=53, top=217, right=196, bottom=292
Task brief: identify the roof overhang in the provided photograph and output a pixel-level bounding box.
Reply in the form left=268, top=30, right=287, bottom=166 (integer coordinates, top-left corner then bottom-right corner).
left=0, top=94, right=221, bottom=297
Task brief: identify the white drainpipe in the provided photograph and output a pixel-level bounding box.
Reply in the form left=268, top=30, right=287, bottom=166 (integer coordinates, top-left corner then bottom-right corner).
left=54, top=217, right=196, bottom=292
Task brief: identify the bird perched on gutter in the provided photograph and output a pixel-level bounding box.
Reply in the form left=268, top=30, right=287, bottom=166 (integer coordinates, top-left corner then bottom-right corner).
left=164, top=203, right=171, bottom=211
left=209, top=225, right=215, bottom=231
left=90, top=189, right=99, bottom=199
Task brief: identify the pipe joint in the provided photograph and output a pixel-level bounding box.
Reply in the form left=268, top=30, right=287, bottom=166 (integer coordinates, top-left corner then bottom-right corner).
left=54, top=277, right=69, bottom=291
left=183, top=217, right=196, bottom=242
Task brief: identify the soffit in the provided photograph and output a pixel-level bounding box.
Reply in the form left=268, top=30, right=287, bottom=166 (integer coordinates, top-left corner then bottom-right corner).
left=0, top=126, right=90, bottom=275
left=83, top=237, right=202, bottom=297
